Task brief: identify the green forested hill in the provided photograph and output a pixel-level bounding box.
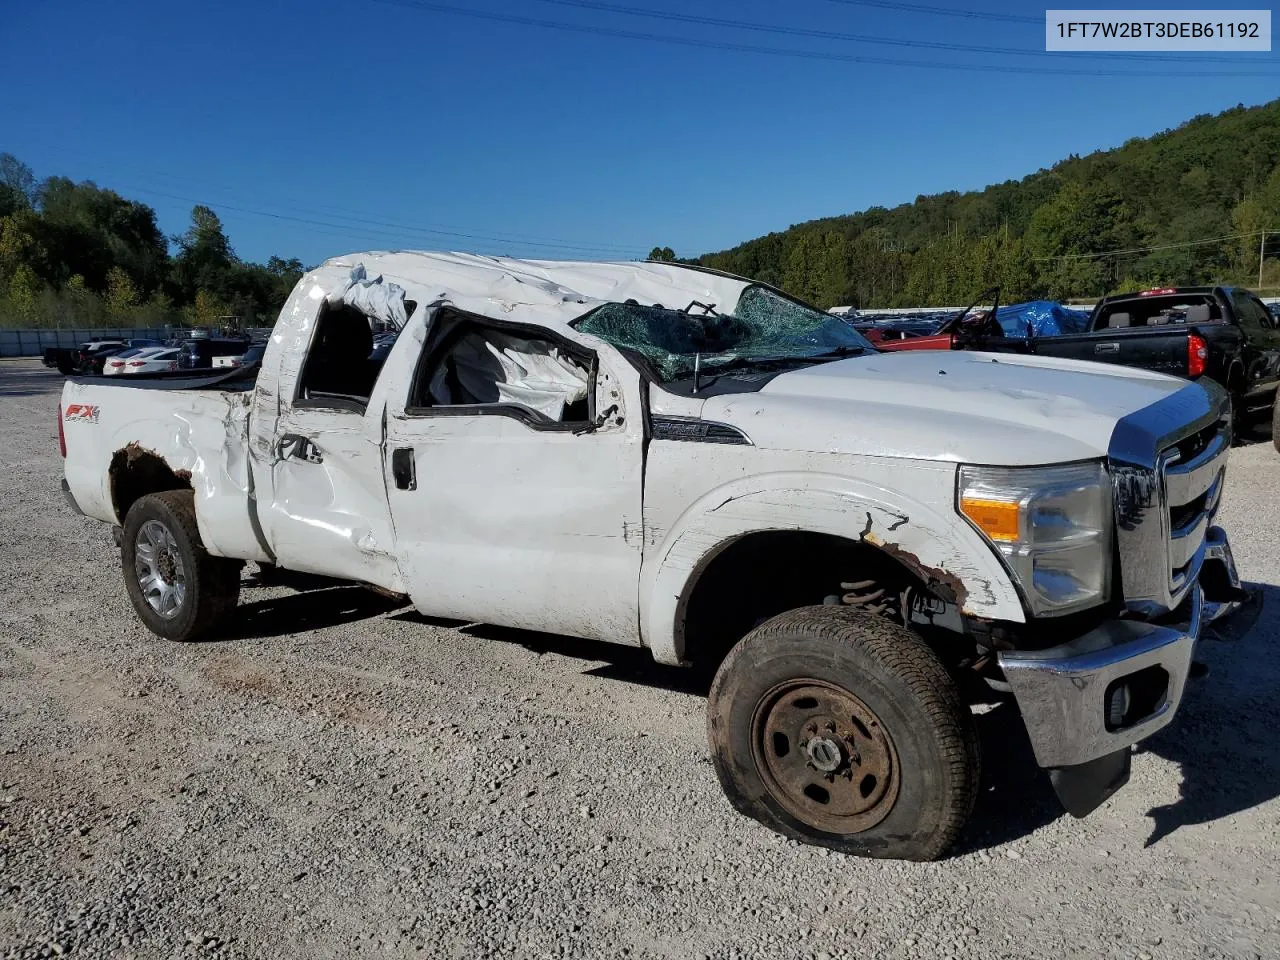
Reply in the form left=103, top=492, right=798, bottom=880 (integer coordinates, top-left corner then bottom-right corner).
left=0, top=155, right=302, bottom=329
left=693, top=99, right=1280, bottom=308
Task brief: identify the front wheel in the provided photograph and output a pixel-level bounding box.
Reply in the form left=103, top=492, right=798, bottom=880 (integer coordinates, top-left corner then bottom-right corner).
left=121, top=490, right=241, bottom=641
left=707, top=606, right=979, bottom=861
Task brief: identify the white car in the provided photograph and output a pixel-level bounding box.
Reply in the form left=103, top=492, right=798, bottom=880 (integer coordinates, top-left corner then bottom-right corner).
left=59, top=252, right=1247, bottom=860
left=211, top=342, right=268, bottom=369
left=103, top=347, right=180, bottom=376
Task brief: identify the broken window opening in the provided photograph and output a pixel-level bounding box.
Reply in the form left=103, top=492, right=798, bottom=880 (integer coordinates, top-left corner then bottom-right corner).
left=296, top=299, right=415, bottom=411
left=409, top=316, right=593, bottom=426
left=1096, top=295, right=1222, bottom=329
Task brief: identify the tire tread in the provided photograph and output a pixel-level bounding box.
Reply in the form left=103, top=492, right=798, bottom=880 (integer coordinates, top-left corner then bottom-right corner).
left=1271, top=389, right=1279, bottom=454
left=709, top=606, right=979, bottom=861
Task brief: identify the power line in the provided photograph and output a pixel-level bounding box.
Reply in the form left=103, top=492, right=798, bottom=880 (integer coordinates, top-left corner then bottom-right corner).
left=371, top=0, right=1280, bottom=77
left=25, top=141, right=647, bottom=256
left=530, top=0, right=1275, bottom=66
left=118, top=184, right=648, bottom=260
left=824, top=0, right=1041, bottom=25
left=1033, top=233, right=1256, bottom=262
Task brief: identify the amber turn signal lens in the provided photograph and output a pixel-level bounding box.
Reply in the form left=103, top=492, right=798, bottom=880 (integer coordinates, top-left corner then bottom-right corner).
left=959, top=497, right=1021, bottom=543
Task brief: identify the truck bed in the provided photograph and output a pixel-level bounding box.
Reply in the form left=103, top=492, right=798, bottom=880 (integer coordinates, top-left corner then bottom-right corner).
left=61, top=365, right=266, bottom=564
left=1026, top=323, right=1201, bottom=378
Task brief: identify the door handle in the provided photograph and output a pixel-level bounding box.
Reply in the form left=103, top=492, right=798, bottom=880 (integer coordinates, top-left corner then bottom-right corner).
left=391, top=447, right=417, bottom=490
left=278, top=433, right=323, bottom=463
left=1095, top=342, right=1120, bottom=354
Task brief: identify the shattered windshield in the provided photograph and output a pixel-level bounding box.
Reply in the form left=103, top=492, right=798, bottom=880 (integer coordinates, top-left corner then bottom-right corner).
left=574, top=285, right=875, bottom=382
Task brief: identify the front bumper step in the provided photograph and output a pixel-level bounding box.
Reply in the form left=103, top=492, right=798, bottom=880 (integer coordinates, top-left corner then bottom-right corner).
left=1201, top=525, right=1248, bottom=624
left=1000, top=586, right=1203, bottom=772
left=998, top=524, right=1246, bottom=817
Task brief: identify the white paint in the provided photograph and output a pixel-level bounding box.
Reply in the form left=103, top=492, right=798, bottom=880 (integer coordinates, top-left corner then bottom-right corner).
left=59, top=379, right=272, bottom=563
left=639, top=445, right=1024, bottom=664
left=60, top=251, right=1219, bottom=667
left=382, top=304, right=646, bottom=643
left=257, top=405, right=404, bottom=591
left=707, top=349, right=1186, bottom=466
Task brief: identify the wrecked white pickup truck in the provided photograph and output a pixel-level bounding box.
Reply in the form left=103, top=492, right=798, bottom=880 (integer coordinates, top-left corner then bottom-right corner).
left=61, top=253, right=1247, bottom=860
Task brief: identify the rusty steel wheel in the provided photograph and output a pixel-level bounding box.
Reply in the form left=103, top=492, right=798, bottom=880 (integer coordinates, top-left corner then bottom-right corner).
left=751, top=679, right=900, bottom=834
left=707, top=605, right=979, bottom=861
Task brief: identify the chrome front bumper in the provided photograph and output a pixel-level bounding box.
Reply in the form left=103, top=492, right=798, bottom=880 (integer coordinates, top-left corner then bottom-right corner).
left=999, top=525, right=1242, bottom=776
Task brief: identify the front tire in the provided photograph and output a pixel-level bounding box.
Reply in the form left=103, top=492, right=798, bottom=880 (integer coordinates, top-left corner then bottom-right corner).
left=121, top=490, right=241, bottom=641
left=707, top=606, right=979, bottom=861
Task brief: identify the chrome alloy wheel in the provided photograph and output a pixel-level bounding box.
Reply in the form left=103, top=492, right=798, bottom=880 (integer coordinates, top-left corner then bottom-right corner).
left=134, top=519, right=186, bottom=619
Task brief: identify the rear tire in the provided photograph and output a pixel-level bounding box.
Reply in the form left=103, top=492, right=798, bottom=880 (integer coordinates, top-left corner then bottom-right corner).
left=707, top=605, right=978, bottom=861
left=121, top=490, right=241, bottom=641
left=1272, top=389, right=1279, bottom=454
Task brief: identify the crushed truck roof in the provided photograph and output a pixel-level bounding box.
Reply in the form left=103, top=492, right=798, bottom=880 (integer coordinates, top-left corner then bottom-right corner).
left=313, top=251, right=757, bottom=329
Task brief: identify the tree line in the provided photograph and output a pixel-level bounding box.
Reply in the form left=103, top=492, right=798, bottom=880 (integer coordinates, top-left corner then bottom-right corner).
left=0, top=154, right=303, bottom=329
left=7, top=97, right=1280, bottom=331
left=669, top=98, right=1280, bottom=309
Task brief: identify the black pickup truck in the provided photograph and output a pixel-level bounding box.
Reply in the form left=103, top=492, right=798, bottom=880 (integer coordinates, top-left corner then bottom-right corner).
left=911, top=286, right=1280, bottom=439
left=43, top=340, right=128, bottom=375
left=1038, top=287, right=1280, bottom=424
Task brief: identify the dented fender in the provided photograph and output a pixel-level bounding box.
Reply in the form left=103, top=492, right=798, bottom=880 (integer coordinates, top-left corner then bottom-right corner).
left=638, top=469, right=1025, bottom=665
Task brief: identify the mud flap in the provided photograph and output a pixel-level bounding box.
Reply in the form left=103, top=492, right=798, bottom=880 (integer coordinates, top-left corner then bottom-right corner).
left=1047, top=748, right=1131, bottom=818
left=61, top=478, right=85, bottom=517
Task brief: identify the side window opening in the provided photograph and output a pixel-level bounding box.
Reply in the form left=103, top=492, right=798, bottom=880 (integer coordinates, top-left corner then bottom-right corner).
left=1098, top=296, right=1221, bottom=328
left=1232, top=292, right=1273, bottom=329
left=296, top=299, right=414, bottom=409
left=410, top=316, right=593, bottom=425
left=1256, top=297, right=1278, bottom=330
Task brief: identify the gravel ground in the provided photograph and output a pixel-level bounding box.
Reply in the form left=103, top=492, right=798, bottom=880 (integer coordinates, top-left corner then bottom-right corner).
left=2, top=357, right=1279, bottom=960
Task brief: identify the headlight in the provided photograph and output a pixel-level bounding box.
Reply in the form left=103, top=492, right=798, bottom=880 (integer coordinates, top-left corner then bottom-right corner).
left=958, top=462, right=1112, bottom=617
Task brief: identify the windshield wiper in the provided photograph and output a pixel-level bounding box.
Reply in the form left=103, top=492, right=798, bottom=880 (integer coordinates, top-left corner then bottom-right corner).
left=808, top=345, right=867, bottom=359
left=682, top=299, right=720, bottom=316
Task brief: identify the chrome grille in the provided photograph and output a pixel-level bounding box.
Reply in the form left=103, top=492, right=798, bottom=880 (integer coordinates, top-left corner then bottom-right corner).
left=1161, top=421, right=1228, bottom=602
left=1109, top=381, right=1231, bottom=618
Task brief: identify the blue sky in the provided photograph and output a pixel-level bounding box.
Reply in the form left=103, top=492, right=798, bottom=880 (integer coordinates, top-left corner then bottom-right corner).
left=1, top=0, right=1275, bottom=266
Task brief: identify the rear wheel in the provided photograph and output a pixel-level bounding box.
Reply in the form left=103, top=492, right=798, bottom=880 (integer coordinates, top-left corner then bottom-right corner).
left=1272, top=389, right=1279, bottom=454
left=121, top=490, right=241, bottom=641
left=707, top=606, right=978, bottom=861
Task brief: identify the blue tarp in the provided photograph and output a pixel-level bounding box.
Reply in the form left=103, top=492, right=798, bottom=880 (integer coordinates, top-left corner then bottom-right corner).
left=996, top=300, right=1090, bottom=339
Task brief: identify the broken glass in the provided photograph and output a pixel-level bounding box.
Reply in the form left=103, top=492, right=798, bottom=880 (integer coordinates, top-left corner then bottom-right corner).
left=574, top=285, right=874, bottom=381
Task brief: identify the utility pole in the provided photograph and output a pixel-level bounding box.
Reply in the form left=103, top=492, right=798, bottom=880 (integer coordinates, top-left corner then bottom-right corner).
left=1261, top=229, right=1267, bottom=291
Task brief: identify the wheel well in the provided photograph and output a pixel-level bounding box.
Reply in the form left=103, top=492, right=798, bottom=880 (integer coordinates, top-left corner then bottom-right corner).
left=681, top=531, right=931, bottom=672
left=108, top=444, right=192, bottom=524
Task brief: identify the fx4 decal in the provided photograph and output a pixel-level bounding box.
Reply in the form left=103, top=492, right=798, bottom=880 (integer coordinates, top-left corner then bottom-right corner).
left=64, top=404, right=100, bottom=423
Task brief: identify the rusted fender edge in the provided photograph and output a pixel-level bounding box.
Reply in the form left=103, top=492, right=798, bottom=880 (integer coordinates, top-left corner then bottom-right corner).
left=639, top=479, right=1024, bottom=666
left=861, top=519, right=968, bottom=611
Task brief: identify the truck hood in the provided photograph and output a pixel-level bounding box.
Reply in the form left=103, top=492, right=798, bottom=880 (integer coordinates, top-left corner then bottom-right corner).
left=700, top=350, right=1190, bottom=465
